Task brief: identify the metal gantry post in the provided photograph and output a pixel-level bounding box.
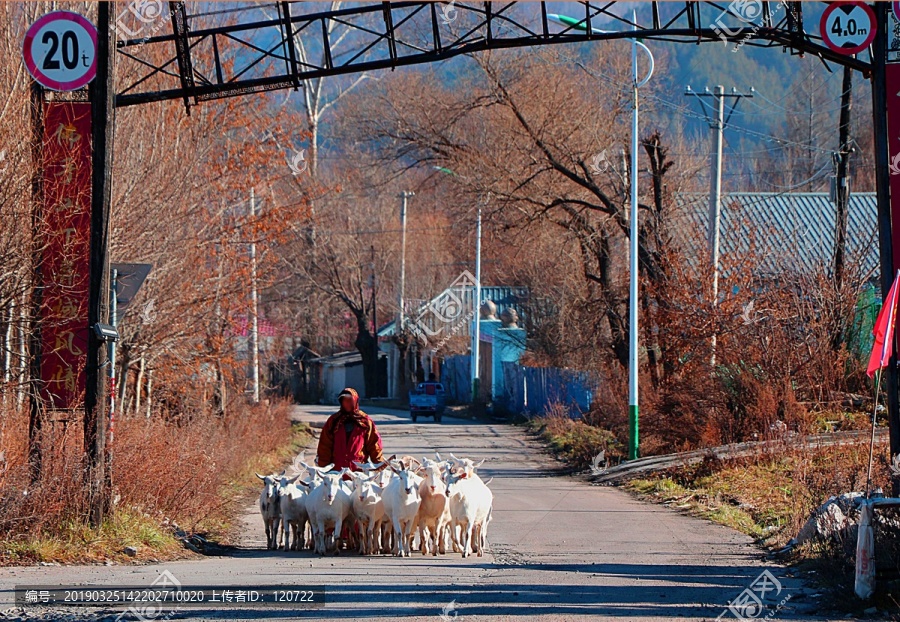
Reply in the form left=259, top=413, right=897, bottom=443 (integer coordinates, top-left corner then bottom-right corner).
left=86, top=1, right=116, bottom=526
left=870, top=1, right=900, bottom=496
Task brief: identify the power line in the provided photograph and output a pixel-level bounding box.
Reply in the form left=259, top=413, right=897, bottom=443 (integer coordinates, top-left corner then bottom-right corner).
left=580, top=63, right=847, bottom=156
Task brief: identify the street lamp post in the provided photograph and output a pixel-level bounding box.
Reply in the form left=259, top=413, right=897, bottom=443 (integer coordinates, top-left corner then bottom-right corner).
left=249, top=187, right=259, bottom=404
left=398, top=191, right=413, bottom=333
left=473, top=202, right=482, bottom=402
left=628, top=36, right=653, bottom=460
left=397, top=191, right=413, bottom=398
left=432, top=166, right=483, bottom=403
left=547, top=13, right=653, bottom=460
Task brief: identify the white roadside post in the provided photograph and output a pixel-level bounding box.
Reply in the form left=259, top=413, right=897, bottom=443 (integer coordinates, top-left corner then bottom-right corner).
left=546, top=11, right=653, bottom=459
left=628, top=30, right=654, bottom=460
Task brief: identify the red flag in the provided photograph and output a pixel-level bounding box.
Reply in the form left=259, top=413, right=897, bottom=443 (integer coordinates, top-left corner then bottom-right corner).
left=867, top=270, right=900, bottom=378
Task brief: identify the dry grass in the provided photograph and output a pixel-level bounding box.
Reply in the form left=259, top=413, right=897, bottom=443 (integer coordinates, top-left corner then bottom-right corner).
left=523, top=403, right=623, bottom=471
left=0, top=398, right=309, bottom=565
left=625, top=437, right=900, bottom=616
left=627, top=437, right=892, bottom=546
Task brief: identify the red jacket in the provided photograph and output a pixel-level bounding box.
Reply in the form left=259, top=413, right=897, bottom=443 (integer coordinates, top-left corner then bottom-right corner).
left=316, top=388, right=384, bottom=470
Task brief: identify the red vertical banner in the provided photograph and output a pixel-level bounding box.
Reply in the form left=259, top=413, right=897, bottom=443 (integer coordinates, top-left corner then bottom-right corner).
left=40, top=102, right=92, bottom=409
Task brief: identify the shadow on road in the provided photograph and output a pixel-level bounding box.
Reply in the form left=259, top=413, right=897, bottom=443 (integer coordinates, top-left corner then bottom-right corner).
left=147, top=563, right=773, bottom=619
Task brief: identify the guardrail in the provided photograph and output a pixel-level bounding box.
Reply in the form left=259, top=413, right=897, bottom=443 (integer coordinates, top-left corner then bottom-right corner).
left=591, top=429, right=890, bottom=485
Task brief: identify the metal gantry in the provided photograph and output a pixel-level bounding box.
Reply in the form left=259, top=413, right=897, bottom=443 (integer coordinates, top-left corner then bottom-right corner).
left=115, top=1, right=870, bottom=110
left=107, top=1, right=900, bottom=488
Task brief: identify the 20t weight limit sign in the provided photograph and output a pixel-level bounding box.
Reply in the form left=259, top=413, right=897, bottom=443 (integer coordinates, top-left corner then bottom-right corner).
left=821, top=1, right=876, bottom=56
left=23, top=11, right=97, bottom=91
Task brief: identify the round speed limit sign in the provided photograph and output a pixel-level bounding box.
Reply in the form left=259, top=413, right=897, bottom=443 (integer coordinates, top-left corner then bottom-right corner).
left=820, top=1, right=876, bottom=56
left=23, top=11, right=97, bottom=91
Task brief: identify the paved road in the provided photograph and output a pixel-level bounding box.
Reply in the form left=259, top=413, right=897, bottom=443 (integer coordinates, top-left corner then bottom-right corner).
left=0, top=404, right=839, bottom=621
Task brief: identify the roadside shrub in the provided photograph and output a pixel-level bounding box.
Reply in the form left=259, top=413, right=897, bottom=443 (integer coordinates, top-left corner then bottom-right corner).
left=0, top=398, right=293, bottom=563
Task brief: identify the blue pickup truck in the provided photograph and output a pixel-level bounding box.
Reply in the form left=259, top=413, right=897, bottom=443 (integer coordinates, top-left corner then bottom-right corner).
left=408, top=381, right=447, bottom=423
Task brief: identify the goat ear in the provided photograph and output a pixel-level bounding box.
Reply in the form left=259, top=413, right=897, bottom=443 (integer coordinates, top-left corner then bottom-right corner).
left=279, top=469, right=286, bottom=477
left=320, top=463, right=334, bottom=472
left=287, top=475, right=300, bottom=484
left=435, top=452, right=442, bottom=461
left=296, top=479, right=310, bottom=488
left=255, top=473, right=266, bottom=480
left=474, top=458, right=486, bottom=468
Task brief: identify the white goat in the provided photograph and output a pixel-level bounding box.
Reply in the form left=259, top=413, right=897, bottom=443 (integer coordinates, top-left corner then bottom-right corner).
left=382, top=460, right=422, bottom=557
left=355, top=458, right=396, bottom=553
left=278, top=474, right=309, bottom=551
left=348, top=471, right=385, bottom=555
left=256, top=471, right=284, bottom=550
left=446, top=459, right=493, bottom=557
left=416, top=462, right=451, bottom=556
left=299, top=462, right=328, bottom=552
left=305, top=466, right=352, bottom=555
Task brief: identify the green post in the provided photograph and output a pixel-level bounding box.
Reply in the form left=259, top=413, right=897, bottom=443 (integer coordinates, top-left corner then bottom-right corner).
left=629, top=405, right=639, bottom=460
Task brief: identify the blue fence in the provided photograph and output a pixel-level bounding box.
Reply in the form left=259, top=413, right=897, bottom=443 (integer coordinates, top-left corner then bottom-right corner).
left=442, top=355, right=472, bottom=404
left=441, top=355, right=595, bottom=418
left=500, top=363, right=595, bottom=418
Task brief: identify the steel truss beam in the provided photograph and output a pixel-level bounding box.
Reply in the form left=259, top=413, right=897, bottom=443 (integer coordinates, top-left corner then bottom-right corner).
left=115, top=1, right=870, bottom=110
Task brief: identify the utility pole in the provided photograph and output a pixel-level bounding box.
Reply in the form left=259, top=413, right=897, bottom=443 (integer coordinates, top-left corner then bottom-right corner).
left=685, top=85, right=753, bottom=367
left=472, top=203, right=482, bottom=402
left=833, top=65, right=853, bottom=291
left=370, top=244, right=379, bottom=397
left=370, top=245, right=377, bottom=337
left=398, top=192, right=412, bottom=332
left=249, top=187, right=259, bottom=404
left=397, top=191, right=413, bottom=398
left=429, top=166, right=484, bottom=402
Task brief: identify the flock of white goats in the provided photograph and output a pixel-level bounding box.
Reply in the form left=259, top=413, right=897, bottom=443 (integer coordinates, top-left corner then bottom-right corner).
left=256, top=453, right=494, bottom=558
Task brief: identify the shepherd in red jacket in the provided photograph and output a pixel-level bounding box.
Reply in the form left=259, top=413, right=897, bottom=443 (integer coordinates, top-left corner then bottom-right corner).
left=316, top=387, right=385, bottom=471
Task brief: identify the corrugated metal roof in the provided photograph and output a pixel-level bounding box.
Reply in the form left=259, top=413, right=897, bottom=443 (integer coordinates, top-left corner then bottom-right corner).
left=673, top=192, right=878, bottom=276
